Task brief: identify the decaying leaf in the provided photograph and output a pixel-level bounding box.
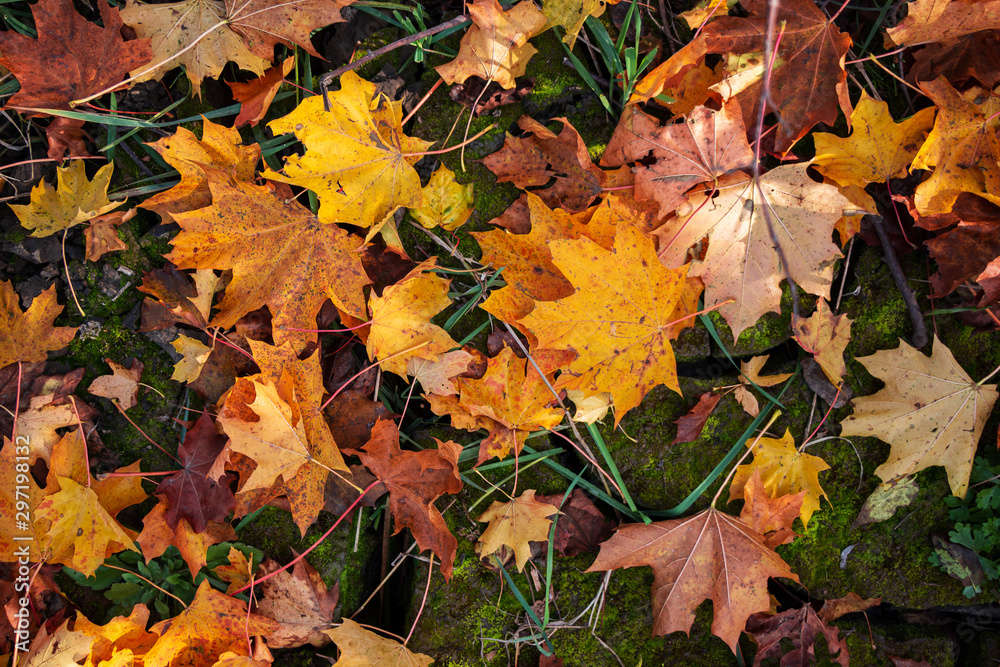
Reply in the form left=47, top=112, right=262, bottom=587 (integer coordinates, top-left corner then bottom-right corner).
left=840, top=336, right=999, bottom=498
left=88, top=358, right=143, bottom=409
left=672, top=392, right=722, bottom=445
left=886, top=0, right=1000, bottom=46
left=435, top=0, right=546, bottom=90
left=852, top=476, right=920, bottom=529
left=734, top=355, right=794, bottom=417
left=476, top=489, right=559, bottom=571
left=256, top=557, right=339, bottom=648
left=587, top=507, right=799, bottom=652
left=410, top=164, right=474, bottom=231
left=84, top=208, right=134, bottom=263
left=536, top=488, right=616, bottom=557
left=745, top=603, right=850, bottom=667
left=728, top=429, right=831, bottom=528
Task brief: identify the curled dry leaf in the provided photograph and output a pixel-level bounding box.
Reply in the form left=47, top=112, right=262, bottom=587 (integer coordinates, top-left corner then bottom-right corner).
left=566, top=388, right=612, bottom=425
left=792, top=299, right=853, bottom=386
left=256, top=557, right=339, bottom=648
left=734, top=355, right=794, bottom=417
left=88, top=358, right=143, bottom=409
left=476, top=489, right=559, bottom=571
left=228, top=57, right=296, bottom=128
left=85, top=208, right=134, bottom=262
left=745, top=604, right=850, bottom=667
left=671, top=392, right=722, bottom=445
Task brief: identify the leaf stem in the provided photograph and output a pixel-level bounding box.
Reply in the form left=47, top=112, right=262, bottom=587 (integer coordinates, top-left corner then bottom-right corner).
left=402, top=123, right=496, bottom=158
left=62, top=229, right=85, bottom=317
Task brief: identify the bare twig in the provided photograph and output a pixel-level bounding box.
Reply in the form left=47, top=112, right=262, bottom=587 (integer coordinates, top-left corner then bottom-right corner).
left=868, top=214, right=928, bottom=347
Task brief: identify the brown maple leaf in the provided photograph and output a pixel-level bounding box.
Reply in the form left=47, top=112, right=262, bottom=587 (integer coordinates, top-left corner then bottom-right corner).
left=536, top=488, right=616, bottom=557
left=256, top=557, right=339, bottom=648
left=228, top=57, right=295, bottom=127
left=587, top=507, right=799, bottom=652
left=139, top=499, right=237, bottom=577
left=745, top=603, right=849, bottom=667
left=672, top=392, right=723, bottom=445
left=355, top=420, right=463, bottom=579
left=0, top=0, right=151, bottom=113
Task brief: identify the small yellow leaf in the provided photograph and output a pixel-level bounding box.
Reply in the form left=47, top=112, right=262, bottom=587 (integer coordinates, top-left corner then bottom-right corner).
left=792, top=299, right=852, bottom=386
left=410, top=164, right=473, bottom=231
left=171, top=334, right=212, bottom=383
left=476, top=490, right=558, bottom=571
left=10, top=161, right=119, bottom=237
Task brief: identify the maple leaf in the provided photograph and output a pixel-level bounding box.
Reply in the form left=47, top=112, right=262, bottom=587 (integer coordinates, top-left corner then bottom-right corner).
left=536, top=488, right=616, bottom=557
left=699, top=0, right=852, bottom=154
left=45, top=115, right=89, bottom=162
left=813, top=93, right=936, bottom=188
left=155, top=412, right=234, bottom=533
left=138, top=500, right=237, bottom=577
left=911, top=77, right=1000, bottom=215
left=167, top=173, right=369, bottom=350
left=519, top=225, right=700, bottom=423
left=745, top=603, right=849, bottom=667
left=262, top=71, right=431, bottom=229
left=255, top=557, right=339, bottom=648
left=222, top=0, right=351, bottom=60
left=355, top=420, right=463, bottom=579
left=474, top=192, right=616, bottom=328
left=601, top=101, right=754, bottom=217
left=679, top=0, right=735, bottom=29
left=739, top=469, right=804, bottom=549
left=13, top=394, right=77, bottom=464
left=482, top=116, right=610, bottom=212
left=74, top=604, right=158, bottom=665
left=171, top=334, right=213, bottom=383
left=733, top=355, right=793, bottom=417
left=886, top=0, right=1000, bottom=47
left=141, top=117, right=261, bottom=224
left=88, top=358, right=143, bottom=409
left=653, top=165, right=851, bottom=339
left=477, top=489, right=559, bottom=571
left=672, top=392, right=723, bottom=445
left=587, top=507, right=799, bottom=652
left=408, top=350, right=474, bottom=396
left=366, top=259, right=461, bottom=378
left=10, top=161, right=120, bottom=238
left=85, top=208, right=134, bottom=262
left=228, top=56, right=295, bottom=127
left=139, top=268, right=223, bottom=331
left=566, top=388, right=613, bottom=424
left=143, top=579, right=279, bottom=667
left=908, top=30, right=1000, bottom=89
left=792, top=299, right=852, bottom=385
left=0, top=438, right=44, bottom=562
left=325, top=618, right=433, bottom=667
left=542, top=0, right=621, bottom=46
left=410, top=164, right=474, bottom=231
left=0, top=281, right=78, bottom=369
left=435, top=0, right=546, bottom=90
left=15, top=618, right=94, bottom=667
left=840, top=336, right=999, bottom=498
left=728, top=429, right=831, bottom=528
left=0, top=0, right=151, bottom=112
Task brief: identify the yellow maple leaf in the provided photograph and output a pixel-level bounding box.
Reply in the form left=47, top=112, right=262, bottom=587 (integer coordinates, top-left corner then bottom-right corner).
left=436, top=0, right=546, bottom=90
left=840, top=336, right=999, bottom=498
left=367, top=259, right=460, bottom=379
left=733, top=355, right=793, bottom=418
left=74, top=605, right=158, bottom=666
left=792, top=299, right=853, bottom=386
left=0, top=281, right=78, bottom=369
left=519, top=225, right=701, bottom=424
left=171, top=334, right=212, bottom=383
left=325, top=619, right=433, bottom=667
left=813, top=93, right=936, bottom=188
left=0, top=438, right=45, bottom=561
left=542, top=0, right=621, bottom=46
left=477, top=490, right=559, bottom=571
left=410, top=164, right=474, bottom=231
left=10, top=161, right=120, bottom=237
left=728, top=429, right=831, bottom=528
left=262, top=71, right=431, bottom=229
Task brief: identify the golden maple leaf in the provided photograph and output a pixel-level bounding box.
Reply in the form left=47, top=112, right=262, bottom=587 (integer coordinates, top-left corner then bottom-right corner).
left=542, top=0, right=621, bottom=47
left=519, top=225, right=701, bottom=424
left=886, top=0, right=1000, bottom=47
left=840, top=336, right=999, bottom=498
left=262, top=71, right=431, bottom=230
left=476, top=489, right=559, bottom=571
left=0, top=281, right=78, bottom=372
left=813, top=93, right=936, bottom=189
left=74, top=605, right=158, bottom=664
left=326, top=619, right=433, bottom=667
left=9, top=161, right=120, bottom=237
left=728, top=429, right=831, bottom=528
left=0, top=438, right=44, bottom=561
left=435, top=0, right=546, bottom=90
left=654, top=165, right=851, bottom=339
left=410, top=164, right=474, bottom=231
left=792, top=299, right=853, bottom=386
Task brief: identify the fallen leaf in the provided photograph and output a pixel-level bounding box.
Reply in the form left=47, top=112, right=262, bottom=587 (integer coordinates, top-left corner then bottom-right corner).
left=0, top=0, right=151, bottom=112
left=907, top=31, right=1000, bottom=89
left=653, top=165, right=850, bottom=339
left=366, top=259, right=460, bottom=378
left=408, top=350, right=473, bottom=396
left=840, top=335, right=999, bottom=498
left=171, top=334, right=213, bottom=383
left=931, top=533, right=986, bottom=593
left=355, top=420, right=463, bottom=579
left=679, top=0, right=735, bottom=29
left=166, top=173, right=369, bottom=350
left=138, top=500, right=236, bottom=577
left=88, top=358, right=143, bottom=409
left=325, top=618, right=433, bottom=667
left=535, top=488, right=616, bottom=557
left=156, top=412, right=234, bottom=533
left=671, top=392, right=722, bottom=445
left=214, top=546, right=252, bottom=594
left=733, top=355, right=794, bottom=417
left=14, top=618, right=93, bottom=667
left=911, top=78, right=1000, bottom=215
left=10, top=161, right=120, bottom=237
left=435, top=0, right=546, bottom=90
left=792, top=299, right=852, bottom=385
left=483, top=116, right=608, bottom=213
left=228, top=56, right=295, bottom=127
left=223, top=0, right=351, bottom=60
left=699, top=0, right=852, bottom=154
left=0, top=282, right=78, bottom=369
left=542, top=0, right=620, bottom=46
left=476, top=489, right=559, bottom=571
left=45, top=116, right=89, bottom=162
left=739, top=469, right=804, bottom=549
left=728, top=429, right=831, bottom=528
left=745, top=604, right=849, bottom=667
left=256, top=557, right=339, bottom=648
left=74, top=604, right=158, bottom=665
left=0, top=438, right=44, bottom=561
left=566, top=388, right=612, bottom=424
left=262, top=71, right=431, bottom=229
left=812, top=93, right=936, bottom=188
left=141, top=117, right=260, bottom=223
left=886, top=0, right=1000, bottom=46
left=139, top=268, right=224, bottom=330
left=586, top=507, right=799, bottom=652
left=601, top=101, right=754, bottom=217
left=449, top=77, right=534, bottom=115
left=519, top=225, right=700, bottom=424
left=410, top=164, right=474, bottom=231
left=853, top=476, right=921, bottom=529
left=143, top=579, right=278, bottom=667
left=85, top=208, right=134, bottom=262
left=13, top=394, right=77, bottom=464
left=817, top=592, right=881, bottom=623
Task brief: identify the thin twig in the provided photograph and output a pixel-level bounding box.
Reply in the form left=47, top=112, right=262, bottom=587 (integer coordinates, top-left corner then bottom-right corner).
left=868, top=214, right=928, bottom=347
